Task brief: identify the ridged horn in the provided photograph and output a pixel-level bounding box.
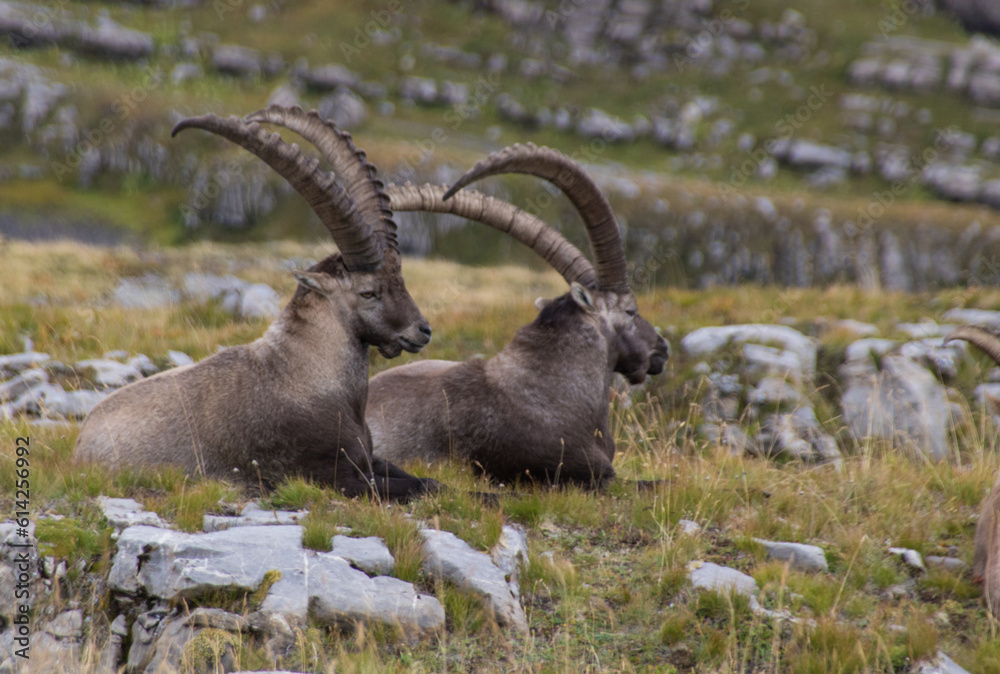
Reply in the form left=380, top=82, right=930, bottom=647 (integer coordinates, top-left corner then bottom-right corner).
left=172, top=113, right=382, bottom=270
left=244, top=105, right=398, bottom=255
left=945, top=325, right=1000, bottom=366
left=442, top=143, right=629, bottom=293
left=386, top=183, right=597, bottom=288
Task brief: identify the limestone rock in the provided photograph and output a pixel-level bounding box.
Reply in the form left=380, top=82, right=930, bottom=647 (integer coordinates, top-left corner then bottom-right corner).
left=840, top=355, right=950, bottom=460
left=688, top=561, right=758, bottom=597
left=112, top=275, right=179, bottom=309
left=682, top=325, right=817, bottom=377
left=99, top=496, right=167, bottom=530
left=420, top=528, right=527, bottom=632
left=76, top=359, right=142, bottom=388
left=203, top=502, right=308, bottom=532
left=490, top=525, right=529, bottom=599
left=330, top=535, right=394, bottom=575
left=753, top=539, right=828, bottom=572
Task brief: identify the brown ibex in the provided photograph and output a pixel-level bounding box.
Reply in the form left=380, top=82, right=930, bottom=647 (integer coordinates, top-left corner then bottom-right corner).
left=945, top=324, right=1000, bottom=618
left=74, top=106, right=438, bottom=500
left=366, top=145, right=669, bottom=488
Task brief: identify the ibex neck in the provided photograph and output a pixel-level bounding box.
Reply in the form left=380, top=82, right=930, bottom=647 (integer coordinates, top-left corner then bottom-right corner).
left=255, top=311, right=370, bottom=406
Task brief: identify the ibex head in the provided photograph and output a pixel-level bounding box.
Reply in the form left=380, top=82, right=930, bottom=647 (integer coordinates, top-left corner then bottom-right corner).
left=174, top=106, right=430, bottom=358
left=443, top=143, right=670, bottom=380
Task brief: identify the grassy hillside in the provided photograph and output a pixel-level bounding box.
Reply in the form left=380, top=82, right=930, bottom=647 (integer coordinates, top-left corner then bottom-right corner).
left=5, top=241, right=1000, bottom=671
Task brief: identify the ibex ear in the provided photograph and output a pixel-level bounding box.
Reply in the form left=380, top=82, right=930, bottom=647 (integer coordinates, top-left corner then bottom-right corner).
left=292, top=270, right=343, bottom=297
left=569, top=282, right=595, bottom=311
left=534, top=297, right=552, bottom=310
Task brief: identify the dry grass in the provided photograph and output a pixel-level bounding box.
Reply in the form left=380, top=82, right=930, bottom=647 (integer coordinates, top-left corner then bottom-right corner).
left=2, top=240, right=1000, bottom=672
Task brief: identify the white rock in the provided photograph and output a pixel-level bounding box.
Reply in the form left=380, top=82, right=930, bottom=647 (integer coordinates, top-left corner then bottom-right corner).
left=99, top=496, right=167, bottom=530
left=167, top=350, right=194, bottom=368
left=330, top=535, right=395, bottom=576
left=76, top=359, right=142, bottom=388
left=202, top=502, right=307, bottom=532
left=420, top=528, right=527, bottom=632
left=688, top=561, right=758, bottom=597
left=490, top=525, right=529, bottom=599
left=0, top=367, right=47, bottom=402
left=682, top=325, right=816, bottom=377
left=888, top=546, right=926, bottom=571
left=753, top=539, right=828, bottom=572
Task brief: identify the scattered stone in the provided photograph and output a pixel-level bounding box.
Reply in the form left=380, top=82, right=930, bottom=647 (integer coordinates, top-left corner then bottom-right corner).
left=925, top=556, right=968, bottom=572
left=889, top=546, right=926, bottom=572
left=748, top=377, right=803, bottom=407
left=317, top=86, right=367, bottom=130
left=942, top=308, right=1000, bottom=330
left=897, top=322, right=957, bottom=339
left=912, top=651, right=972, bottom=674
left=167, top=350, right=194, bottom=368
left=841, top=355, right=950, bottom=461
left=128, top=353, right=160, bottom=377
left=112, top=275, right=180, bottom=309
left=682, top=325, right=817, bottom=377
left=211, top=44, right=263, bottom=77
left=76, top=359, right=142, bottom=388
left=0, top=367, right=46, bottom=402
left=743, top=343, right=804, bottom=382
left=420, top=528, right=528, bottom=632
left=203, top=502, right=308, bottom=532
left=43, top=388, right=107, bottom=419
left=753, top=539, right=828, bottom=572
left=688, top=561, right=758, bottom=598
left=0, top=351, right=50, bottom=376
left=330, top=535, right=394, bottom=576
left=678, top=519, right=701, bottom=535
left=99, top=496, right=168, bottom=530
left=238, top=283, right=282, bottom=319
left=309, top=555, right=444, bottom=641
left=490, top=525, right=529, bottom=599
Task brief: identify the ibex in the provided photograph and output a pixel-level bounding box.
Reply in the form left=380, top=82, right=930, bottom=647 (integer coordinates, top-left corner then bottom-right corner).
left=367, top=144, right=669, bottom=488
left=945, top=325, right=1000, bottom=618
left=75, top=106, right=439, bottom=500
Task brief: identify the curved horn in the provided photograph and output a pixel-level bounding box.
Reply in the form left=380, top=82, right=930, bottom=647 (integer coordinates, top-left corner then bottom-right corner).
left=945, top=325, right=1000, bottom=366
left=442, top=143, right=629, bottom=293
left=386, top=183, right=597, bottom=288
left=172, top=113, right=382, bottom=270
left=244, top=105, right=398, bottom=254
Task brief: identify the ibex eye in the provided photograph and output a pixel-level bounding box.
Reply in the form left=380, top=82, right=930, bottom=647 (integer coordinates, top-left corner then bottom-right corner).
left=626, top=308, right=637, bottom=318
left=359, top=291, right=376, bottom=299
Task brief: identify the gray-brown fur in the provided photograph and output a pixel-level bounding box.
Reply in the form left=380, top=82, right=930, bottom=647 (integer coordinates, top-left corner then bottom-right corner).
left=947, top=325, right=1000, bottom=617
left=368, top=146, right=669, bottom=488
left=74, top=107, right=437, bottom=500
left=367, top=284, right=667, bottom=487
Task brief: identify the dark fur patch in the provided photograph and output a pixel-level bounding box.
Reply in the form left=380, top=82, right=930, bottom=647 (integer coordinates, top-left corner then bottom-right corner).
left=532, top=293, right=581, bottom=330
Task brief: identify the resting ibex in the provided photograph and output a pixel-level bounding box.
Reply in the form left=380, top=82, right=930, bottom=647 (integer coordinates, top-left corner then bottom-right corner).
left=367, top=144, right=669, bottom=488
left=75, top=106, right=438, bottom=500
left=945, top=325, right=1000, bottom=618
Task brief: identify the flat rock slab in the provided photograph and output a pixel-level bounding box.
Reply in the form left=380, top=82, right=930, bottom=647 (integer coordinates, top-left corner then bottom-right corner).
left=309, top=555, right=443, bottom=641
left=76, top=359, right=142, bottom=388
left=331, top=535, right=394, bottom=575
left=108, top=524, right=443, bottom=639
left=753, top=539, right=828, bottom=572
left=490, top=525, right=529, bottom=599
left=913, top=651, right=971, bottom=674
left=689, top=561, right=758, bottom=598
left=420, top=528, right=528, bottom=632
left=99, top=497, right=167, bottom=530
left=202, top=502, right=308, bottom=532
left=681, top=325, right=817, bottom=377
left=0, top=351, right=49, bottom=376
